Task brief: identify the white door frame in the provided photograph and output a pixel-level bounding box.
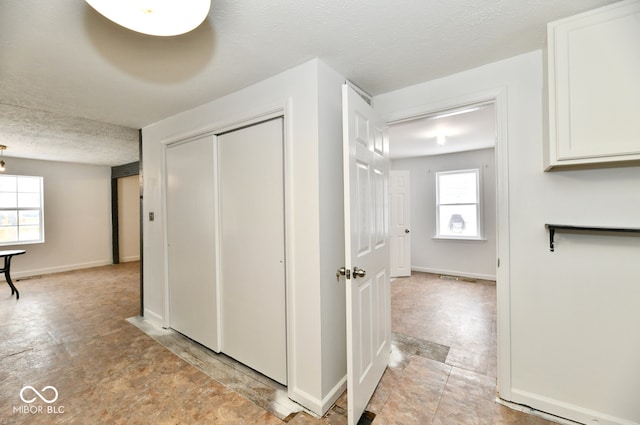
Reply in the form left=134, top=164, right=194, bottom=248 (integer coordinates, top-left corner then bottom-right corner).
left=383, top=87, right=512, bottom=399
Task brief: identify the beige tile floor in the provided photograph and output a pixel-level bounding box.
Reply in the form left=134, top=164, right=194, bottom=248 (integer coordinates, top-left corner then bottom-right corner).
left=0, top=263, right=560, bottom=424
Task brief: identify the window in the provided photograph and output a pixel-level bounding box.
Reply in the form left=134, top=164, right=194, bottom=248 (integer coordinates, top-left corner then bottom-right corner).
left=435, top=169, right=481, bottom=239
left=0, top=175, right=44, bottom=245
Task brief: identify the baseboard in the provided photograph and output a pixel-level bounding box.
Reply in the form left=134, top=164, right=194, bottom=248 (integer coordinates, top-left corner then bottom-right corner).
left=508, top=389, right=638, bottom=425
left=120, top=255, right=140, bottom=263
left=9, top=259, right=113, bottom=281
left=321, top=375, right=347, bottom=414
left=411, top=266, right=496, bottom=281
left=287, top=374, right=346, bottom=417
left=142, top=309, right=164, bottom=328
left=288, top=387, right=324, bottom=417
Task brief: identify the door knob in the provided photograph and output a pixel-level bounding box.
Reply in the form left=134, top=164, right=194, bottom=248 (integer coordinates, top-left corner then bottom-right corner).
left=353, top=267, right=366, bottom=278
left=405, top=229, right=410, bottom=233
left=336, top=267, right=350, bottom=281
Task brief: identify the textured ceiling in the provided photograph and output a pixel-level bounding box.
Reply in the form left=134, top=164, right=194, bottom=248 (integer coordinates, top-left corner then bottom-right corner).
left=0, top=0, right=621, bottom=166
left=0, top=104, right=139, bottom=166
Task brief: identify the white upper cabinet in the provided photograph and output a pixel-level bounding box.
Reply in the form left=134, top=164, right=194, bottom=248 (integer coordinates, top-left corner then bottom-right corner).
left=545, top=0, right=640, bottom=170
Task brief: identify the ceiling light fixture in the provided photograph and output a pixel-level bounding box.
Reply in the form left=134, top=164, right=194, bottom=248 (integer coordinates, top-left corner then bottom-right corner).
left=431, top=106, right=481, bottom=120
left=0, top=145, right=6, bottom=173
left=85, top=0, right=211, bottom=36
left=436, top=134, right=447, bottom=146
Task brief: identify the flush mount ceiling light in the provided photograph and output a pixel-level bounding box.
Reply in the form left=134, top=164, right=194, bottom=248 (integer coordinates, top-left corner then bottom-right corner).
left=85, top=0, right=211, bottom=36
left=436, top=134, right=447, bottom=146
left=431, top=106, right=481, bottom=120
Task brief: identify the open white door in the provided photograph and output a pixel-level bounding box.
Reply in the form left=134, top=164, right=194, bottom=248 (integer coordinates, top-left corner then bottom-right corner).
left=390, top=170, right=411, bottom=277
left=342, top=84, right=391, bottom=425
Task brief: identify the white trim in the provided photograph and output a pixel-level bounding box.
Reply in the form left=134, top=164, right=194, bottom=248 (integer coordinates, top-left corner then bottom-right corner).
left=411, top=266, right=495, bottom=282
left=159, top=105, right=285, bottom=148
left=212, top=133, right=222, bottom=352
left=8, top=259, right=112, bottom=281
left=431, top=236, right=487, bottom=242
left=507, top=389, right=638, bottom=425
left=161, top=142, right=171, bottom=329
left=495, top=398, right=582, bottom=425
left=321, top=375, right=347, bottom=414
left=288, top=374, right=346, bottom=418
left=142, top=309, right=164, bottom=328
left=288, top=388, right=323, bottom=417
left=120, top=255, right=140, bottom=262
left=282, top=98, right=297, bottom=403
left=493, top=87, right=511, bottom=401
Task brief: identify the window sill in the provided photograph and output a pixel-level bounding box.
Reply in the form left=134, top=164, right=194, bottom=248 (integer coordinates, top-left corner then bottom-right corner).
left=432, top=236, right=487, bottom=242
left=0, top=240, right=45, bottom=247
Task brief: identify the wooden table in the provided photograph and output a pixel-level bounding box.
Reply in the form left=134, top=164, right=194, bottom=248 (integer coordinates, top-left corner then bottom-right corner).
left=0, top=249, right=26, bottom=299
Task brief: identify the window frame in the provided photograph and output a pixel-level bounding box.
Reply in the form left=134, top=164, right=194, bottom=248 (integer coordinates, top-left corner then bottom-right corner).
left=434, top=168, right=483, bottom=240
left=0, top=174, right=45, bottom=246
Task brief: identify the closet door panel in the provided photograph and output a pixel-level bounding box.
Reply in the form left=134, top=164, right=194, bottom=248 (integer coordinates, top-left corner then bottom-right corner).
left=218, top=118, right=287, bottom=385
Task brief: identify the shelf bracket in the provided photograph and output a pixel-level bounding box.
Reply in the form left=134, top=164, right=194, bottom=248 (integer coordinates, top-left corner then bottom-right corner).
left=545, top=224, right=640, bottom=252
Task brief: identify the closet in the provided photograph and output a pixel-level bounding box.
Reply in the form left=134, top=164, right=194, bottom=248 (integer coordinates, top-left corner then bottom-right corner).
left=165, top=118, right=287, bottom=385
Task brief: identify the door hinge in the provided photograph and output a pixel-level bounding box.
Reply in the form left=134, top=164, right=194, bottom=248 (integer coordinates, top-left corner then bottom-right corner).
left=497, top=258, right=500, bottom=267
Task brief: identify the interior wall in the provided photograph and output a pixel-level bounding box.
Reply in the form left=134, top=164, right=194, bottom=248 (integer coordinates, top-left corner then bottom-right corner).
left=374, top=50, right=640, bottom=425
left=391, top=148, right=496, bottom=280
left=117, top=175, right=140, bottom=262
left=141, top=59, right=347, bottom=416
left=2, top=157, right=112, bottom=278
left=317, top=60, right=347, bottom=397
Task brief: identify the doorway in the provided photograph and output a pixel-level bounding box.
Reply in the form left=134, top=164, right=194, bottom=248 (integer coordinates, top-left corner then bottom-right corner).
left=116, top=175, right=140, bottom=263
left=111, top=161, right=141, bottom=265
left=385, top=93, right=509, bottom=398
left=388, top=101, right=497, bottom=280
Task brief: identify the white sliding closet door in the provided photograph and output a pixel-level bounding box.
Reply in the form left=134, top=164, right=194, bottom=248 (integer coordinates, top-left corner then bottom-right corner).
left=166, top=135, right=218, bottom=351
left=218, top=117, right=287, bottom=385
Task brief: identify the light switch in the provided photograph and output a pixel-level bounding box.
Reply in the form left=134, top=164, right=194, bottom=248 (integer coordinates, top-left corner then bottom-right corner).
left=149, top=212, right=155, bottom=221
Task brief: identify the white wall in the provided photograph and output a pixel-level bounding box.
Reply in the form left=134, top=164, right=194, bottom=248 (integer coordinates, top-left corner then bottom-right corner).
left=317, top=60, right=348, bottom=397
left=141, top=59, right=346, bottom=415
left=391, top=148, right=496, bottom=280
left=117, top=174, right=140, bottom=262
left=374, top=51, right=640, bottom=425
left=3, top=157, right=112, bottom=278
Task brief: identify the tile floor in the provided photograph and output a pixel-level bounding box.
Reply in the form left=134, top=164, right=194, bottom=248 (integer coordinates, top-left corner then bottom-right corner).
left=0, top=263, right=561, bottom=424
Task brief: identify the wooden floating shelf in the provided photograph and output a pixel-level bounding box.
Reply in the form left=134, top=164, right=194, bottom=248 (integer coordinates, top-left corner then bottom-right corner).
left=545, top=224, right=640, bottom=252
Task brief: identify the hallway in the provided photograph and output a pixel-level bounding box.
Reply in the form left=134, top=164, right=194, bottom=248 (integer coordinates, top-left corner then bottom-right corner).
left=0, top=264, right=559, bottom=424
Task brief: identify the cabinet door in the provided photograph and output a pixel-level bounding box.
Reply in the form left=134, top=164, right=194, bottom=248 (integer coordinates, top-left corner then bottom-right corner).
left=547, top=0, right=640, bottom=169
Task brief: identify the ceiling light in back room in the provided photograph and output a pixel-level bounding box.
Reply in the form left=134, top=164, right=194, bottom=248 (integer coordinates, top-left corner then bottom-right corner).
left=431, top=106, right=481, bottom=120
left=85, top=0, right=211, bottom=36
